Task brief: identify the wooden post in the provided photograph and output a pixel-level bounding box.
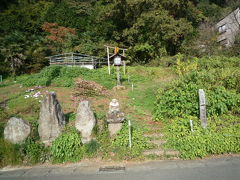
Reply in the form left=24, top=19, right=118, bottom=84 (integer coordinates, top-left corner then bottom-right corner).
left=116, top=66, right=121, bottom=86
left=123, top=61, right=126, bottom=76
left=72, top=53, right=74, bottom=67
left=199, top=89, right=207, bottom=128
left=107, top=47, right=110, bottom=75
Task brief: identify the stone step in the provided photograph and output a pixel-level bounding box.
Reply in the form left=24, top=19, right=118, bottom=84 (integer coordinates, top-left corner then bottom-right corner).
left=151, top=139, right=166, bottom=146
left=144, top=133, right=164, bottom=138
left=165, top=150, right=180, bottom=156
left=143, top=149, right=180, bottom=157
left=147, top=126, right=161, bottom=131
left=143, top=149, right=164, bottom=156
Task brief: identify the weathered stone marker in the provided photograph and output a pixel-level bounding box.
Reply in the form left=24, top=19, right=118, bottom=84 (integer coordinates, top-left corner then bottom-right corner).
left=4, top=117, right=31, bottom=144
left=75, top=100, right=96, bottom=144
left=199, top=89, right=207, bottom=128
left=107, top=99, right=124, bottom=136
left=38, top=92, right=66, bottom=145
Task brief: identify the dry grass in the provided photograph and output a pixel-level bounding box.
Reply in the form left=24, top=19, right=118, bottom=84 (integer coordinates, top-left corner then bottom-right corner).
left=0, top=84, right=27, bottom=102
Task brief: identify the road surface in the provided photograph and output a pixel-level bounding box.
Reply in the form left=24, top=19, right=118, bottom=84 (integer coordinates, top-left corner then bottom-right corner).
left=1, top=156, right=240, bottom=180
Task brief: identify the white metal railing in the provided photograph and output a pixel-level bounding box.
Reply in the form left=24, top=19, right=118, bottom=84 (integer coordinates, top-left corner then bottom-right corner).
left=47, top=52, right=107, bottom=68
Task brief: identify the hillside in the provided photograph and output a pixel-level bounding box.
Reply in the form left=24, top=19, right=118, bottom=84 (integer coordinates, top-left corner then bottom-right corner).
left=0, top=55, right=240, bottom=167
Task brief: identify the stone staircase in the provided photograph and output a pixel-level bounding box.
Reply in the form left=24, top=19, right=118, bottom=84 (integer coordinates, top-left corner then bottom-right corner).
left=143, top=133, right=179, bottom=157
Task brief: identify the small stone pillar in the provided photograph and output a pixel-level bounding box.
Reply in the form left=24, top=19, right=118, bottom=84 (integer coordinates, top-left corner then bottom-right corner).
left=199, top=89, right=207, bottom=128
left=107, top=99, right=124, bottom=136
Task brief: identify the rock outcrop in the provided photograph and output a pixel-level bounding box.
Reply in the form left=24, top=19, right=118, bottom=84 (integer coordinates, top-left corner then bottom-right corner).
left=75, top=100, right=96, bottom=144
left=38, top=92, right=65, bottom=145
left=4, top=117, right=31, bottom=144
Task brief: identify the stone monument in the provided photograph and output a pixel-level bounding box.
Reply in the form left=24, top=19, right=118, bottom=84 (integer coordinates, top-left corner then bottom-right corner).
left=107, top=99, right=124, bottom=136
left=75, top=100, right=96, bottom=144
left=38, top=92, right=66, bottom=145
left=4, top=117, right=31, bottom=144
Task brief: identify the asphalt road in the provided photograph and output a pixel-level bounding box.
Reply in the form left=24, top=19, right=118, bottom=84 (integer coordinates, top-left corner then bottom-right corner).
left=1, top=156, right=240, bottom=180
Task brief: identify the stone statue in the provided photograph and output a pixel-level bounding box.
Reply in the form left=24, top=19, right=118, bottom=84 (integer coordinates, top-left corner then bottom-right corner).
left=109, top=99, right=120, bottom=113
left=107, top=99, right=124, bottom=136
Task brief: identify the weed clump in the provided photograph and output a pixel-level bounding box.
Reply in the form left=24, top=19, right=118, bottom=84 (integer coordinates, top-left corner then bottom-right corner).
left=164, top=116, right=240, bottom=159
left=0, top=138, right=21, bottom=168
left=154, top=71, right=240, bottom=121
left=111, top=121, right=151, bottom=158
left=51, top=129, right=84, bottom=163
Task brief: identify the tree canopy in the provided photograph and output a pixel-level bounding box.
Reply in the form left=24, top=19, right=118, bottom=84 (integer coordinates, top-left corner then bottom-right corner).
left=0, top=0, right=239, bottom=76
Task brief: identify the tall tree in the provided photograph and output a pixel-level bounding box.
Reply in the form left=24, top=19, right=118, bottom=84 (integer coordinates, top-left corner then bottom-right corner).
left=0, top=0, right=53, bottom=34
left=0, top=32, right=27, bottom=79
left=42, top=22, right=79, bottom=53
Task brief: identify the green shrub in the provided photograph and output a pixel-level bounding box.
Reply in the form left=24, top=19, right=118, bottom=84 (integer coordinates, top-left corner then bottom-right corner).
left=223, top=70, right=240, bottom=92
left=83, top=140, right=99, bottom=157
left=17, top=65, right=158, bottom=89
left=17, top=66, right=62, bottom=87
left=175, top=53, right=198, bottom=76
left=17, top=66, right=116, bottom=89
left=207, top=87, right=239, bottom=115
left=96, top=124, right=112, bottom=158
left=164, top=116, right=240, bottom=159
left=0, top=78, right=16, bottom=88
left=23, top=139, right=46, bottom=164
left=53, top=77, right=73, bottom=87
left=96, top=121, right=150, bottom=160
left=128, top=43, right=155, bottom=64
left=51, top=130, right=83, bottom=163
left=65, top=113, right=76, bottom=122
left=0, top=107, right=9, bottom=123
left=112, top=121, right=151, bottom=157
left=198, top=56, right=240, bottom=70
left=126, top=66, right=166, bottom=82
left=28, top=121, right=40, bottom=141
left=0, top=138, right=21, bottom=167
left=154, top=71, right=240, bottom=121
left=0, top=122, right=4, bottom=138
left=17, top=75, right=50, bottom=87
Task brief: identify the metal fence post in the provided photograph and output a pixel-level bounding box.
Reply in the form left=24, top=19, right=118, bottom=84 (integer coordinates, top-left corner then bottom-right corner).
left=128, top=120, right=132, bottom=148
